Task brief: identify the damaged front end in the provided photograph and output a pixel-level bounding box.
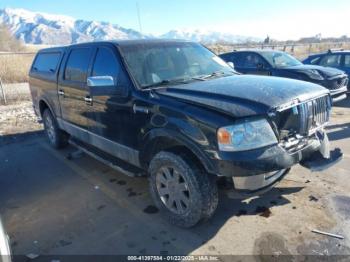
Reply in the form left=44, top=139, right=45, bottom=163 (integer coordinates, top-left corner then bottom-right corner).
left=270, top=94, right=332, bottom=161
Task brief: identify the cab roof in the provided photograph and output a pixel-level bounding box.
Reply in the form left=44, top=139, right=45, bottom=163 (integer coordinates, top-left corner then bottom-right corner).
left=37, top=39, right=194, bottom=53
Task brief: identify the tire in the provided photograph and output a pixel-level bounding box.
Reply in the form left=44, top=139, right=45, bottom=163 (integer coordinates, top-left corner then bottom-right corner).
left=149, top=151, right=218, bottom=228
left=42, top=109, right=69, bottom=149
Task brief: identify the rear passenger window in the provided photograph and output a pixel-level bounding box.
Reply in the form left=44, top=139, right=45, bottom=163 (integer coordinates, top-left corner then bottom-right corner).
left=65, top=48, right=92, bottom=82
left=92, top=48, right=120, bottom=80
left=319, top=54, right=341, bottom=67
left=344, top=55, right=350, bottom=67
left=32, top=52, right=60, bottom=73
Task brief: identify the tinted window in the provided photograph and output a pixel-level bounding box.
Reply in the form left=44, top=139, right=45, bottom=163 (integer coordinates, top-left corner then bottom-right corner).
left=344, top=55, right=350, bottom=67
left=319, top=54, right=341, bottom=67
left=260, top=52, right=301, bottom=68
left=226, top=53, right=245, bottom=67
left=92, top=48, right=120, bottom=81
left=65, top=48, right=92, bottom=82
left=242, top=53, right=266, bottom=68
left=32, top=52, right=60, bottom=73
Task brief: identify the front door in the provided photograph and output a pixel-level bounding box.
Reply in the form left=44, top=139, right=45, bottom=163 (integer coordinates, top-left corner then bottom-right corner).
left=86, top=45, right=141, bottom=166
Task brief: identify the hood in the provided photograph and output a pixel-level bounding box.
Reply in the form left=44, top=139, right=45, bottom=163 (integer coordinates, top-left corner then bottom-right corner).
left=281, top=64, right=345, bottom=78
left=156, top=75, right=329, bottom=117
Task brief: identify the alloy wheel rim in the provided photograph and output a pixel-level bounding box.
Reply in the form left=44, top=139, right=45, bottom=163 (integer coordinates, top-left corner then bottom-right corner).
left=156, top=166, right=191, bottom=214
left=45, top=115, right=55, bottom=143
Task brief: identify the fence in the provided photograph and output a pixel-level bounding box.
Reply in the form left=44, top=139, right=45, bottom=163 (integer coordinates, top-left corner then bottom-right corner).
left=0, top=52, right=35, bottom=104
left=0, top=52, right=36, bottom=84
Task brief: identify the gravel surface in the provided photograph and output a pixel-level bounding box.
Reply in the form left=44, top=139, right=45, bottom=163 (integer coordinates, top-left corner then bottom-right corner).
left=0, top=101, right=42, bottom=136
left=0, top=98, right=349, bottom=258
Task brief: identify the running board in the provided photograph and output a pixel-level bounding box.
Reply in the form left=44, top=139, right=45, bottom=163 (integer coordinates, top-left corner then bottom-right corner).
left=69, top=139, right=145, bottom=177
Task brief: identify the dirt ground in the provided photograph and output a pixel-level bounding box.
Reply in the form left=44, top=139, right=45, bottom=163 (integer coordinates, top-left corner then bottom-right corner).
left=0, top=98, right=350, bottom=261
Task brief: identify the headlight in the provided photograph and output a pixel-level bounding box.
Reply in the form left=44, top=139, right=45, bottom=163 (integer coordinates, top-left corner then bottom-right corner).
left=217, top=118, right=277, bottom=152
left=304, top=70, right=324, bottom=80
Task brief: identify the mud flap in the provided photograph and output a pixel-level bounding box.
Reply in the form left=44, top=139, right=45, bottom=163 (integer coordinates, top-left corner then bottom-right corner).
left=300, top=130, right=343, bottom=171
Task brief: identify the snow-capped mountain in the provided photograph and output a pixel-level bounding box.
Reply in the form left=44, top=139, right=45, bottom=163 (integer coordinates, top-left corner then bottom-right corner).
left=0, top=8, right=147, bottom=45
left=0, top=8, right=260, bottom=45
left=161, top=29, right=261, bottom=44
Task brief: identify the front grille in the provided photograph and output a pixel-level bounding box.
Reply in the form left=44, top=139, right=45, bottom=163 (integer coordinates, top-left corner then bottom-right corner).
left=328, top=76, right=348, bottom=90
left=299, top=95, right=331, bottom=135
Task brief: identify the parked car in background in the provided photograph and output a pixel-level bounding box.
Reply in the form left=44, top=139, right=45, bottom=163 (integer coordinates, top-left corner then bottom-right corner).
left=0, top=218, right=11, bottom=262
left=219, top=50, right=348, bottom=102
left=303, top=49, right=350, bottom=90
left=29, top=40, right=332, bottom=227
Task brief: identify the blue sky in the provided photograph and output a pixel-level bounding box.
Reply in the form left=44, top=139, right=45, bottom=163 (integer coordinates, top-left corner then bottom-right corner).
left=1, top=0, right=349, bottom=39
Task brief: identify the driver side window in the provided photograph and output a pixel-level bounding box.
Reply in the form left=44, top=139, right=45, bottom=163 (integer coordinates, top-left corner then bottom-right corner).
left=243, top=53, right=265, bottom=68
left=319, top=54, right=341, bottom=67
left=92, top=47, right=120, bottom=82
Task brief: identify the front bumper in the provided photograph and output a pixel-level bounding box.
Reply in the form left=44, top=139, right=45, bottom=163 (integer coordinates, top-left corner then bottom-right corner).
left=209, top=136, right=321, bottom=195
left=330, top=86, right=347, bottom=103
left=211, top=136, right=320, bottom=178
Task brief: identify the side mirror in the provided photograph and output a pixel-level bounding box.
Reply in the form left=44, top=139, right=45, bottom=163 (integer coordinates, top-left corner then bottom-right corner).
left=87, top=76, right=115, bottom=87
left=87, top=76, right=117, bottom=96
left=227, top=62, right=235, bottom=69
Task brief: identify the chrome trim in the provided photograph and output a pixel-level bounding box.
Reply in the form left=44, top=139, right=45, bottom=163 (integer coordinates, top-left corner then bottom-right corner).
left=330, top=86, right=347, bottom=95
left=332, top=93, right=347, bottom=103
left=276, top=92, right=330, bottom=112
left=328, top=73, right=347, bottom=80
left=233, top=169, right=287, bottom=191
left=69, top=139, right=137, bottom=177
left=87, top=76, right=115, bottom=87
left=84, top=97, right=93, bottom=103
left=57, top=118, right=141, bottom=167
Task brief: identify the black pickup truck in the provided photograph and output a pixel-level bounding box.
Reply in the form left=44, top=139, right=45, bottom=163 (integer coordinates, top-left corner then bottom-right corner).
left=29, top=40, right=331, bottom=227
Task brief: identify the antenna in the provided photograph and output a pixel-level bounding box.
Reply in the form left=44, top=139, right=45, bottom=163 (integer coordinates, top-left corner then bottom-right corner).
left=136, top=2, right=143, bottom=33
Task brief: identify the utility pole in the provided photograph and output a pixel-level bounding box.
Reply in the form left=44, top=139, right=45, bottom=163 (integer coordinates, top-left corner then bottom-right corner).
left=136, top=2, right=143, bottom=34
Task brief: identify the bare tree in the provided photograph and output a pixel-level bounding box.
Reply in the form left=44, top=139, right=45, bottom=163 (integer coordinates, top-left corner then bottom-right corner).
left=0, top=24, right=24, bottom=52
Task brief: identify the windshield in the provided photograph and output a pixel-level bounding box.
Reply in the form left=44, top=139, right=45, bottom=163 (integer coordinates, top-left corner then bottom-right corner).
left=260, top=51, right=302, bottom=68
left=119, top=42, right=235, bottom=88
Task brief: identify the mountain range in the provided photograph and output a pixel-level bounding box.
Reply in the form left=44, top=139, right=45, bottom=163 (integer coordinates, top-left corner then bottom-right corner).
left=0, top=8, right=261, bottom=45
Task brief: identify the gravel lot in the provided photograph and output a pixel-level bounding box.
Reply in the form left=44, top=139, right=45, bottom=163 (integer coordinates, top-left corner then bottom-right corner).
left=0, top=98, right=349, bottom=260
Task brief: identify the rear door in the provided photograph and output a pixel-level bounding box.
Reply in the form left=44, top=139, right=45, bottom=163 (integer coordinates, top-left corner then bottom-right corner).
left=57, top=46, right=93, bottom=133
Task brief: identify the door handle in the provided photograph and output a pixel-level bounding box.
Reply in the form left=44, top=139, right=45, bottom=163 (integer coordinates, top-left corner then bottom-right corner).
left=58, top=90, right=65, bottom=96
left=84, top=96, right=93, bottom=105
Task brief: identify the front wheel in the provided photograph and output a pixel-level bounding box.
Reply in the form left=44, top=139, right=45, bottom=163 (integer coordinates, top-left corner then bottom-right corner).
left=42, top=109, right=68, bottom=149
left=149, top=151, right=218, bottom=228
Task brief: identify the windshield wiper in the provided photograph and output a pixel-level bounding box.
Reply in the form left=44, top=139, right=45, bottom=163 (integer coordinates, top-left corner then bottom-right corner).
left=193, top=71, right=233, bottom=81
left=141, top=79, right=187, bottom=89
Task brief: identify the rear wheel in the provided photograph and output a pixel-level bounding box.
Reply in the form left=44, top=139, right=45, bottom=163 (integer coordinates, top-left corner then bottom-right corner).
left=42, top=109, right=68, bottom=149
left=149, top=151, right=218, bottom=228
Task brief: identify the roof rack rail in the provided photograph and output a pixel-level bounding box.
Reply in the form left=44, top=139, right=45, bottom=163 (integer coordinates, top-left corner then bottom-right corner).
left=328, top=48, right=344, bottom=53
